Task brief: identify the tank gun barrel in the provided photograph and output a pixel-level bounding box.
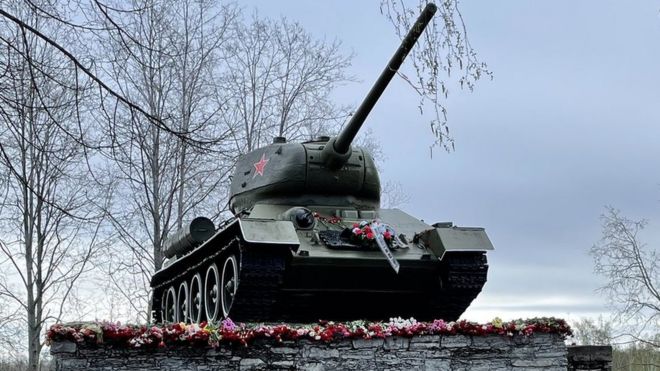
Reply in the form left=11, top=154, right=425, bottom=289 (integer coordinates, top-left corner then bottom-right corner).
left=324, top=3, right=437, bottom=168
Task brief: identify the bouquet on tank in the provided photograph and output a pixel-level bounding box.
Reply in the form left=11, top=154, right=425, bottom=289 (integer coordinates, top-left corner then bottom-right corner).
left=348, top=220, right=398, bottom=248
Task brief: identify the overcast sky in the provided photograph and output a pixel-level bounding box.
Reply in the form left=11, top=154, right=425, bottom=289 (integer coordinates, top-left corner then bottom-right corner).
left=242, top=0, right=660, bottom=323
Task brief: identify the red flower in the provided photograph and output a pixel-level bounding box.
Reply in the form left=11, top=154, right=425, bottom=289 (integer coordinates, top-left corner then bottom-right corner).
left=383, top=231, right=392, bottom=240
left=363, top=226, right=372, bottom=234
left=366, top=232, right=375, bottom=240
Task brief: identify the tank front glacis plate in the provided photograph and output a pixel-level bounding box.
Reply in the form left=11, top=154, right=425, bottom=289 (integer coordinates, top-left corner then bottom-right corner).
left=246, top=204, right=436, bottom=263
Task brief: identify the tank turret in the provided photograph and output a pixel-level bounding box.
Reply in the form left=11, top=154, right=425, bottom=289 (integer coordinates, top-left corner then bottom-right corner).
left=150, top=3, right=494, bottom=325
left=229, top=3, right=438, bottom=215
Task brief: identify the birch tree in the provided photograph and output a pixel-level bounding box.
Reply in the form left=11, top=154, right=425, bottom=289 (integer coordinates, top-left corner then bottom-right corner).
left=87, top=0, right=237, bottom=319
left=0, top=2, right=107, bottom=369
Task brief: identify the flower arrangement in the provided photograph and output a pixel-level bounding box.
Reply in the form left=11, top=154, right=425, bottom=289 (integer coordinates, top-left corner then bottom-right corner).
left=46, top=317, right=571, bottom=349
left=350, top=220, right=396, bottom=247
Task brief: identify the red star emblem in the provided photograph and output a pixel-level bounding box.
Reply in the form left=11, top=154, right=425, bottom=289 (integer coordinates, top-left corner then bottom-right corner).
left=253, top=153, right=269, bottom=178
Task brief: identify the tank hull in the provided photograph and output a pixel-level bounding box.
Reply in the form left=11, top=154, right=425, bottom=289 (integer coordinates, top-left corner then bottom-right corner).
left=150, top=207, right=491, bottom=323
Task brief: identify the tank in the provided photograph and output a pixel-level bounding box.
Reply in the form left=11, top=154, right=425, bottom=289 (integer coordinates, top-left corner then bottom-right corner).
left=150, top=3, right=494, bottom=324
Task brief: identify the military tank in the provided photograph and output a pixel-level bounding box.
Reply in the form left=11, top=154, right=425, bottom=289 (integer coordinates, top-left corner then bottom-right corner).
left=150, top=3, right=493, bottom=324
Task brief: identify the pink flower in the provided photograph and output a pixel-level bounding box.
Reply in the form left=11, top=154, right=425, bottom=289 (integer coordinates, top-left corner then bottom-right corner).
left=221, top=318, right=237, bottom=332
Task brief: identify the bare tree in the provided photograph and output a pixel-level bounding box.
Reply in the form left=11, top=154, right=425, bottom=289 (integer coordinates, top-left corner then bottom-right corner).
left=591, top=206, right=659, bottom=348
left=82, top=0, right=238, bottom=320
left=219, top=14, right=352, bottom=154
left=380, top=181, right=411, bottom=209
left=380, top=0, right=491, bottom=153
left=0, top=287, right=24, bottom=361
left=0, top=3, right=108, bottom=369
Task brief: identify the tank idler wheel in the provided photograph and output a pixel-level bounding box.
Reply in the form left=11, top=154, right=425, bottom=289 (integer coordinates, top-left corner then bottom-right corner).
left=221, top=254, right=239, bottom=318
left=189, top=273, right=203, bottom=323
left=204, top=263, right=221, bottom=322
left=164, top=286, right=177, bottom=322
left=177, top=281, right=189, bottom=323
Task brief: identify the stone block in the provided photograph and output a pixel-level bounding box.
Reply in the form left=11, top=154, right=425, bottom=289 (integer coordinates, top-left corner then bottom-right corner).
left=239, top=358, right=266, bottom=370
left=409, top=336, right=440, bottom=351
left=512, top=358, right=562, bottom=367
left=298, top=362, right=326, bottom=371
left=302, top=346, right=339, bottom=359
left=410, top=341, right=442, bottom=351
left=352, top=338, right=384, bottom=349
left=270, top=346, right=300, bottom=355
left=340, top=350, right=375, bottom=360
left=421, top=349, right=451, bottom=359
left=424, top=358, right=450, bottom=370
left=383, top=336, right=410, bottom=350
left=271, top=360, right=294, bottom=368
left=468, top=360, right=509, bottom=371
left=58, top=358, right=90, bottom=370
left=441, top=335, right=471, bottom=348
left=50, top=341, right=77, bottom=354
left=472, top=335, right=511, bottom=350
left=411, top=335, right=440, bottom=344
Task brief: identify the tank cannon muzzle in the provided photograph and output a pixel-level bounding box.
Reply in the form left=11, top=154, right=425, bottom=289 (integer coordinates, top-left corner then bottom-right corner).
left=322, top=2, right=437, bottom=169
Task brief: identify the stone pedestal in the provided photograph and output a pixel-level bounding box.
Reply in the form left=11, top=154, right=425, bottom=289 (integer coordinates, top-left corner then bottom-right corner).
left=50, top=333, right=568, bottom=370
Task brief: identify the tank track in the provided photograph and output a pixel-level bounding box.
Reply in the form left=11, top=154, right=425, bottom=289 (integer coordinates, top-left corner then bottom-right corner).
left=231, top=247, right=286, bottom=322
left=428, top=252, right=489, bottom=321
left=152, top=235, right=290, bottom=323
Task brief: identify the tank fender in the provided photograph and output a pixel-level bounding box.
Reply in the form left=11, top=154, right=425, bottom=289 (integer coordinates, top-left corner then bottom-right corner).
left=420, top=226, right=494, bottom=260
left=238, top=219, right=300, bottom=247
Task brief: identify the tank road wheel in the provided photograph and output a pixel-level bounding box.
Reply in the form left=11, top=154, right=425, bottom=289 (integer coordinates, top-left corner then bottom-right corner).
left=189, top=273, right=203, bottom=323
left=221, top=255, right=239, bottom=318
left=204, top=263, right=221, bottom=322
left=164, top=286, right=177, bottom=322
left=177, top=281, right=189, bottom=323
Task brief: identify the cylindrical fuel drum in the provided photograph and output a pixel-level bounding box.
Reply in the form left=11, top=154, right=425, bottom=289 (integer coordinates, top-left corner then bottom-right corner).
left=162, top=217, right=215, bottom=259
